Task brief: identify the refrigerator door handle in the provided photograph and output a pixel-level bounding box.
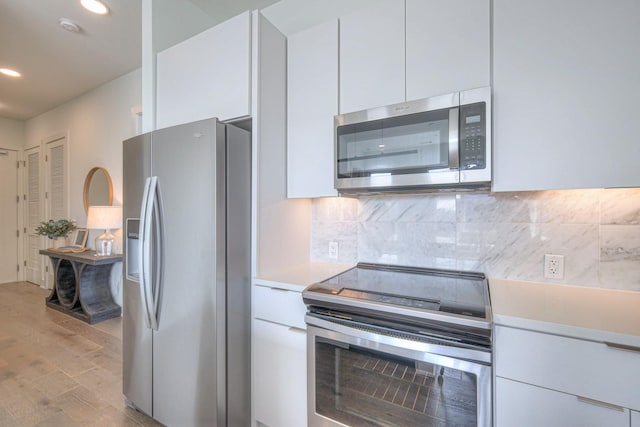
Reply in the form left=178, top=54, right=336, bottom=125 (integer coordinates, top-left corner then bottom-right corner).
left=139, top=176, right=158, bottom=330
left=150, top=179, right=164, bottom=331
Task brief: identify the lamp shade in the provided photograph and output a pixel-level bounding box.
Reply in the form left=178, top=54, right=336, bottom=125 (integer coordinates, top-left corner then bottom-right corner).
left=86, top=206, right=122, bottom=230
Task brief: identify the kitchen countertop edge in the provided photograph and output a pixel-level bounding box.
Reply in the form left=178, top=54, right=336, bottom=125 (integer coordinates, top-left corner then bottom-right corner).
left=253, top=262, right=354, bottom=292
left=489, top=278, right=640, bottom=348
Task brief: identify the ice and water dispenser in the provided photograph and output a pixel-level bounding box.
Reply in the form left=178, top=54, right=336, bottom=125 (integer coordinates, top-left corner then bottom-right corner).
left=125, top=218, right=140, bottom=281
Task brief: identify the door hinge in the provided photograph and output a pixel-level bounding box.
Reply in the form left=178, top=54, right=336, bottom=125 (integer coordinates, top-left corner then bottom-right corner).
left=45, top=265, right=49, bottom=273
left=24, top=227, right=27, bottom=234
left=16, top=195, right=19, bottom=203
left=45, top=191, right=48, bottom=199
left=23, top=260, right=27, bottom=267
left=17, top=264, right=20, bottom=272
left=16, top=229, right=19, bottom=238
left=45, top=155, right=48, bottom=162
left=22, top=160, right=26, bottom=167
left=23, top=194, right=26, bottom=201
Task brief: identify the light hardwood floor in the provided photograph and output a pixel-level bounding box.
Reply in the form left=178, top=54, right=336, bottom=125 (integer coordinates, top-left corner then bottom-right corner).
left=0, top=281, right=162, bottom=426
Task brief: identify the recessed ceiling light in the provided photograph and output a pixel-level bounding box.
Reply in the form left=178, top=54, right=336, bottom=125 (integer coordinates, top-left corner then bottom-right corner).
left=81, top=0, right=110, bottom=15
left=0, top=68, right=21, bottom=78
left=59, top=18, right=81, bottom=33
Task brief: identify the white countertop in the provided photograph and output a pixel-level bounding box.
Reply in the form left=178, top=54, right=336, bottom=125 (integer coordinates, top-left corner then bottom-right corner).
left=253, top=262, right=354, bottom=292
left=489, top=278, right=640, bottom=348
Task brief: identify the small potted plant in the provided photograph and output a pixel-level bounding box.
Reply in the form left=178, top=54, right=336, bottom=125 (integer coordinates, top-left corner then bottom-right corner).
left=36, top=219, right=77, bottom=247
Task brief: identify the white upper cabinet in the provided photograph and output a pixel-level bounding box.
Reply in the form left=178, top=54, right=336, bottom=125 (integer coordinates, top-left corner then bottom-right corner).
left=287, top=20, right=339, bottom=198
left=493, top=0, right=640, bottom=191
left=339, top=0, right=405, bottom=113
left=632, top=411, right=640, bottom=426
left=286, top=1, right=491, bottom=197
left=156, top=11, right=251, bottom=129
left=406, top=0, right=489, bottom=101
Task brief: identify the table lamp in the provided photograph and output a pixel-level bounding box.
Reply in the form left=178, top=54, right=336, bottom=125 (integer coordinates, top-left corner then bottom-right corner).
left=86, top=205, right=122, bottom=256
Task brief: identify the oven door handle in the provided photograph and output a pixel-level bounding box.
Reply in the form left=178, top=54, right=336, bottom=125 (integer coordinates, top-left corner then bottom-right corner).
left=305, top=313, right=492, bottom=364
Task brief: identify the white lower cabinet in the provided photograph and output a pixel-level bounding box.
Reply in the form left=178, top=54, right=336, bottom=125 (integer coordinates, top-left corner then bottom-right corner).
left=496, top=377, right=629, bottom=427
left=252, top=283, right=307, bottom=427
left=495, top=325, right=640, bottom=427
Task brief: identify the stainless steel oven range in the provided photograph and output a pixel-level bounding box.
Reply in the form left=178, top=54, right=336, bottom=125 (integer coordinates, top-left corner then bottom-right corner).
left=303, top=263, right=492, bottom=427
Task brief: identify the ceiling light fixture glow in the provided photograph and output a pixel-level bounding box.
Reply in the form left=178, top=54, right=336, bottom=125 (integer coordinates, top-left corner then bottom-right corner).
left=0, top=68, right=21, bottom=78
left=81, top=0, right=110, bottom=15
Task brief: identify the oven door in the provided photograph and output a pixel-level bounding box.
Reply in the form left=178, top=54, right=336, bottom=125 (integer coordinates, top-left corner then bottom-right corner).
left=307, top=322, right=492, bottom=427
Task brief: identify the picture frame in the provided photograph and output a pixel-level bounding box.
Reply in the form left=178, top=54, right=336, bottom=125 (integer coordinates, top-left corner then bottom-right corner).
left=71, top=228, right=89, bottom=248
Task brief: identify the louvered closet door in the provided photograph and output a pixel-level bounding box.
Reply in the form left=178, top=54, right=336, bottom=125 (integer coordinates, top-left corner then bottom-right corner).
left=24, top=147, right=43, bottom=286
left=45, top=137, right=68, bottom=289
left=0, top=149, right=19, bottom=284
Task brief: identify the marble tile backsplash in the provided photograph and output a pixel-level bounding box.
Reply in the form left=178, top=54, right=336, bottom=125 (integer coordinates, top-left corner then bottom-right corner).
left=310, top=189, right=640, bottom=291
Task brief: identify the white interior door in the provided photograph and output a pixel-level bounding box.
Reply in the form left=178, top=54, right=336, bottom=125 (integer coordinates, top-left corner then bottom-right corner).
left=24, top=146, right=43, bottom=286
left=0, top=149, right=19, bottom=284
left=44, top=136, right=68, bottom=289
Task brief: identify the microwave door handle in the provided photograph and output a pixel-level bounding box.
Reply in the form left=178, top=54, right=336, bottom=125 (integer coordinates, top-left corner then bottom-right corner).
left=448, top=107, right=460, bottom=170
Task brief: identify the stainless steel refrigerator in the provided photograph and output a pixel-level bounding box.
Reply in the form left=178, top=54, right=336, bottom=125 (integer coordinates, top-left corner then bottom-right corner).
left=122, top=118, right=251, bottom=427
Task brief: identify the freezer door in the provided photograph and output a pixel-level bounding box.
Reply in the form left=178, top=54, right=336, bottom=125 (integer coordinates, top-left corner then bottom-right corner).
left=151, top=118, right=226, bottom=427
left=122, top=133, right=153, bottom=415
left=224, top=124, right=252, bottom=426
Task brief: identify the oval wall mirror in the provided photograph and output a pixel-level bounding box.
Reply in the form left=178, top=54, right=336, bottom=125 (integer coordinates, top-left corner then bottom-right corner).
left=83, top=166, right=114, bottom=214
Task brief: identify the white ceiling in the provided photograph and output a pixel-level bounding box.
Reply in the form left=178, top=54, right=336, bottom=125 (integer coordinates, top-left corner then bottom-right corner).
left=0, top=0, right=277, bottom=122
left=0, top=0, right=142, bottom=121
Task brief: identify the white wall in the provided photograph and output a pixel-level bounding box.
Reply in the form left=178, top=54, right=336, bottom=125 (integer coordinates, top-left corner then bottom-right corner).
left=24, top=69, right=141, bottom=304
left=0, top=117, right=25, bottom=150
left=25, top=68, right=141, bottom=230
left=253, top=12, right=312, bottom=277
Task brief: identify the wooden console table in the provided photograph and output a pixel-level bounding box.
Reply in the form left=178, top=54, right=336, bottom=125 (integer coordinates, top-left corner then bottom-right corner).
left=40, top=249, right=122, bottom=324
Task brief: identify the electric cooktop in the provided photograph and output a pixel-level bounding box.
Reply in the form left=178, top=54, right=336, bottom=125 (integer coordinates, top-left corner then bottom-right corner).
left=303, top=262, right=492, bottom=331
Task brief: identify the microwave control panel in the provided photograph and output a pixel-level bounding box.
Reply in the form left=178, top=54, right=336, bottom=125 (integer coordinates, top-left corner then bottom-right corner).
left=459, top=102, right=486, bottom=170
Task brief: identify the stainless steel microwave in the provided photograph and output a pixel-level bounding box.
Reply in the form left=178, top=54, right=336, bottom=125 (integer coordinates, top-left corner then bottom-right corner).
left=334, top=86, right=491, bottom=193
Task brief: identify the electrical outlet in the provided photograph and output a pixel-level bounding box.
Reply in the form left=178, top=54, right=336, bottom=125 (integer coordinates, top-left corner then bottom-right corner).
left=328, top=241, right=339, bottom=259
left=544, top=254, right=565, bottom=279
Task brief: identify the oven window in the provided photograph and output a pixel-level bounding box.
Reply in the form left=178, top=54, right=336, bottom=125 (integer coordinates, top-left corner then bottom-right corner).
left=336, top=108, right=451, bottom=179
left=315, top=339, right=478, bottom=427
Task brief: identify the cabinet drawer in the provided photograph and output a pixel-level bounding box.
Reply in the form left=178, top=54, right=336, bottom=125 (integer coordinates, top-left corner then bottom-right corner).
left=253, top=319, right=307, bottom=427
left=253, top=284, right=306, bottom=329
left=496, top=326, right=640, bottom=410
left=496, top=377, right=629, bottom=427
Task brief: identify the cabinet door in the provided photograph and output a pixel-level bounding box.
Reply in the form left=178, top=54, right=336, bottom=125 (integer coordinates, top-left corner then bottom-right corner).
left=406, top=0, right=489, bottom=101
left=632, top=411, right=640, bottom=426
left=339, top=0, right=405, bottom=113
left=496, top=377, right=629, bottom=427
left=156, top=11, right=251, bottom=129
left=495, top=326, right=640, bottom=411
left=287, top=20, right=339, bottom=198
left=493, top=0, right=640, bottom=191
left=253, top=319, right=307, bottom=427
